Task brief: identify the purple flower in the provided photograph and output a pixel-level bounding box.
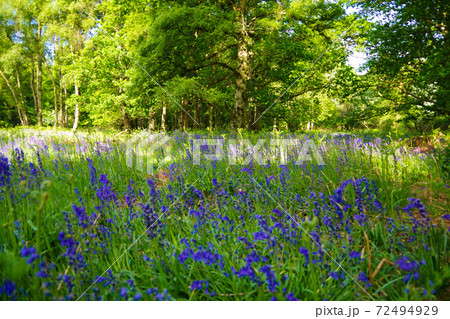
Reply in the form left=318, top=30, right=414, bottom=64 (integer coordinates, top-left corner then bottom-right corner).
left=395, top=256, right=419, bottom=272
left=358, top=271, right=371, bottom=287
left=232, top=265, right=259, bottom=283
left=349, top=251, right=361, bottom=259
left=96, top=174, right=117, bottom=204
left=245, top=251, right=261, bottom=265
left=120, top=287, right=128, bottom=298
left=0, top=155, right=12, bottom=187
left=260, top=265, right=278, bottom=292
left=253, top=231, right=270, bottom=241
left=299, top=247, right=309, bottom=266
left=86, top=158, right=97, bottom=186
left=285, top=291, right=299, bottom=301
left=177, top=248, right=193, bottom=264
left=1, top=280, right=16, bottom=297
left=20, top=246, right=40, bottom=264
left=190, top=280, right=209, bottom=292
left=322, top=215, right=333, bottom=228
left=354, top=213, right=367, bottom=226
left=330, top=271, right=339, bottom=280
left=35, top=270, right=48, bottom=278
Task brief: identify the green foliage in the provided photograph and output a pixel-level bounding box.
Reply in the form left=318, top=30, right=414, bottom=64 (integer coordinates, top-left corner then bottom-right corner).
left=0, top=129, right=449, bottom=300
left=355, top=0, right=450, bottom=125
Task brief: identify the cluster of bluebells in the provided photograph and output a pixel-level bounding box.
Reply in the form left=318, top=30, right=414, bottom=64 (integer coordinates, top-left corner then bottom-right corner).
left=190, top=280, right=216, bottom=297
left=395, top=255, right=423, bottom=283
left=0, top=131, right=448, bottom=301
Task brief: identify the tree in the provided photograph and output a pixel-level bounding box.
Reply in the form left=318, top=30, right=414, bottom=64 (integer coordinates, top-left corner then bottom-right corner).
left=135, top=0, right=352, bottom=130
left=356, top=0, right=450, bottom=125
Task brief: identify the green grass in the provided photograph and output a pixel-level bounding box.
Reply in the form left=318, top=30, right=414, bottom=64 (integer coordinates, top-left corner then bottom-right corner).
left=0, top=128, right=449, bottom=300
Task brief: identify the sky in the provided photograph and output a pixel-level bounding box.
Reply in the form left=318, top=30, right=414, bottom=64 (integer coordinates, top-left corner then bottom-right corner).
left=346, top=51, right=368, bottom=74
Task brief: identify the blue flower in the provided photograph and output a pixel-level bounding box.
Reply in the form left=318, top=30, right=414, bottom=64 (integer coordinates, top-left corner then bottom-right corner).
left=354, top=213, right=367, bottom=226
left=0, top=155, right=12, bottom=187
left=330, top=271, right=339, bottom=280
left=190, top=280, right=209, bottom=293
left=349, top=251, right=361, bottom=259
left=260, top=265, right=278, bottom=293
left=285, top=291, right=299, bottom=301
left=35, top=270, right=48, bottom=278
left=1, top=280, right=16, bottom=297
left=299, top=247, right=309, bottom=266
left=358, top=271, right=371, bottom=287
left=20, top=246, right=40, bottom=264
left=86, top=158, right=97, bottom=186
left=96, top=174, right=117, bottom=203
left=395, top=256, right=419, bottom=272
left=120, top=287, right=128, bottom=298
left=253, top=231, right=270, bottom=241
left=244, top=251, right=261, bottom=265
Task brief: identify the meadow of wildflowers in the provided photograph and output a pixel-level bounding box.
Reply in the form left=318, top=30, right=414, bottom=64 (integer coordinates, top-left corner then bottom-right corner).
left=0, top=128, right=449, bottom=301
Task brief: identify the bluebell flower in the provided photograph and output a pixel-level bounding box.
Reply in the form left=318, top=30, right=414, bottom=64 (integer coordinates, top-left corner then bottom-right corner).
left=96, top=174, right=117, bottom=203
left=232, top=265, right=260, bottom=283
left=0, top=154, right=12, bottom=187
left=260, top=265, right=278, bottom=292
left=395, top=256, right=419, bottom=272
left=299, top=247, right=309, bottom=266
left=86, top=158, right=97, bottom=186
left=349, top=251, right=361, bottom=259
left=285, top=291, right=299, bottom=301
left=330, top=271, right=339, bottom=280
left=190, top=280, right=209, bottom=292
left=1, top=279, right=16, bottom=297
left=120, top=287, right=128, bottom=298
left=20, top=246, right=40, bottom=264
left=177, top=248, right=193, bottom=264
left=253, top=231, right=270, bottom=241
left=354, top=213, right=367, bottom=226
left=245, top=251, right=261, bottom=265
left=358, top=271, right=371, bottom=287
left=35, top=270, right=48, bottom=278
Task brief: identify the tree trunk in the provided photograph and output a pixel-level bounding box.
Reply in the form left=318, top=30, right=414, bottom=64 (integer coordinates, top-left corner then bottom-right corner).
left=44, top=57, right=59, bottom=128
left=161, top=100, right=166, bottom=131
left=148, top=100, right=155, bottom=131
left=178, top=110, right=183, bottom=130
left=122, top=104, right=131, bottom=132
left=64, top=86, right=68, bottom=127
left=181, top=98, right=189, bottom=131
left=0, top=69, right=23, bottom=126
left=15, top=65, right=28, bottom=126
left=57, top=39, right=64, bottom=127
left=232, top=0, right=250, bottom=129
left=72, top=83, right=79, bottom=132
left=209, top=104, right=214, bottom=132
left=59, top=73, right=64, bottom=127
left=30, top=60, right=38, bottom=124
left=194, top=98, right=200, bottom=129
left=36, top=20, right=43, bottom=126
left=251, top=101, right=259, bottom=131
